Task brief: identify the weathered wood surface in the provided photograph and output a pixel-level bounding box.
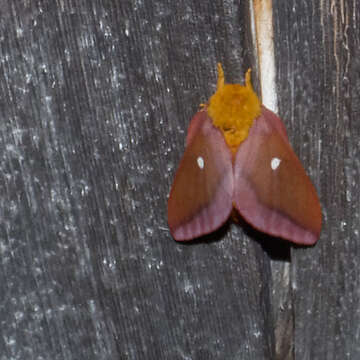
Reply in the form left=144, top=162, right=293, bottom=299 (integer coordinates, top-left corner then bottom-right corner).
left=274, top=1, right=360, bottom=359
left=0, top=1, right=358, bottom=359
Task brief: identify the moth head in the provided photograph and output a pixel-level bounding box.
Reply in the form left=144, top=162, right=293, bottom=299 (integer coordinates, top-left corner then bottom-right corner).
left=208, top=63, right=261, bottom=152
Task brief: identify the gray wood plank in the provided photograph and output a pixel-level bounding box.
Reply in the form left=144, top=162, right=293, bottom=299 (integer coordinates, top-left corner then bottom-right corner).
left=0, top=1, right=277, bottom=359
left=273, top=1, right=360, bottom=359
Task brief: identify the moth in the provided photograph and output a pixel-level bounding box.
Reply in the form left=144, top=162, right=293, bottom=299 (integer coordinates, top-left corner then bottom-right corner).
left=168, top=64, right=321, bottom=245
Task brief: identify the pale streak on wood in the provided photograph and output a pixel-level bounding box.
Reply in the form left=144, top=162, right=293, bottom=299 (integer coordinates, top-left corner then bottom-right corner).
left=320, top=0, right=325, bottom=27
left=330, top=0, right=340, bottom=120
left=251, top=0, right=278, bottom=113
left=329, top=0, right=349, bottom=120
left=343, top=5, right=350, bottom=77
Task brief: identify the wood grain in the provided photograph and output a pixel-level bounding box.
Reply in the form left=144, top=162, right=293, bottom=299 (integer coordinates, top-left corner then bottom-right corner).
left=274, top=1, right=360, bottom=359
left=0, top=0, right=358, bottom=359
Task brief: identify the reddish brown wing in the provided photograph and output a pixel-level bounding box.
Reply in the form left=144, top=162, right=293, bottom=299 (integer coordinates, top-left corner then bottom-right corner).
left=168, top=110, right=234, bottom=241
left=233, top=107, right=322, bottom=245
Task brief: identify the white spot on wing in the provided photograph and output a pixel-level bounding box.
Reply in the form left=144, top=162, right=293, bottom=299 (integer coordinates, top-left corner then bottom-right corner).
left=197, top=156, right=204, bottom=170
left=271, top=157, right=281, bottom=170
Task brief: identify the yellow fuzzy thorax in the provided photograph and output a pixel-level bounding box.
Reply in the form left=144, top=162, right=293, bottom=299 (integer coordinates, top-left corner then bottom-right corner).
left=207, top=63, right=261, bottom=153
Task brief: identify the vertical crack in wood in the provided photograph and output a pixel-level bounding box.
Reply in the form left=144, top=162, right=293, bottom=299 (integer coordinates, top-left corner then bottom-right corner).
left=251, top=0, right=278, bottom=113
left=251, top=1, right=293, bottom=359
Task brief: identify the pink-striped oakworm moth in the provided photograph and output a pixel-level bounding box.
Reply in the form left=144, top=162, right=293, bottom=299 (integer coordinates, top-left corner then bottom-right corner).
left=168, top=64, right=321, bottom=245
